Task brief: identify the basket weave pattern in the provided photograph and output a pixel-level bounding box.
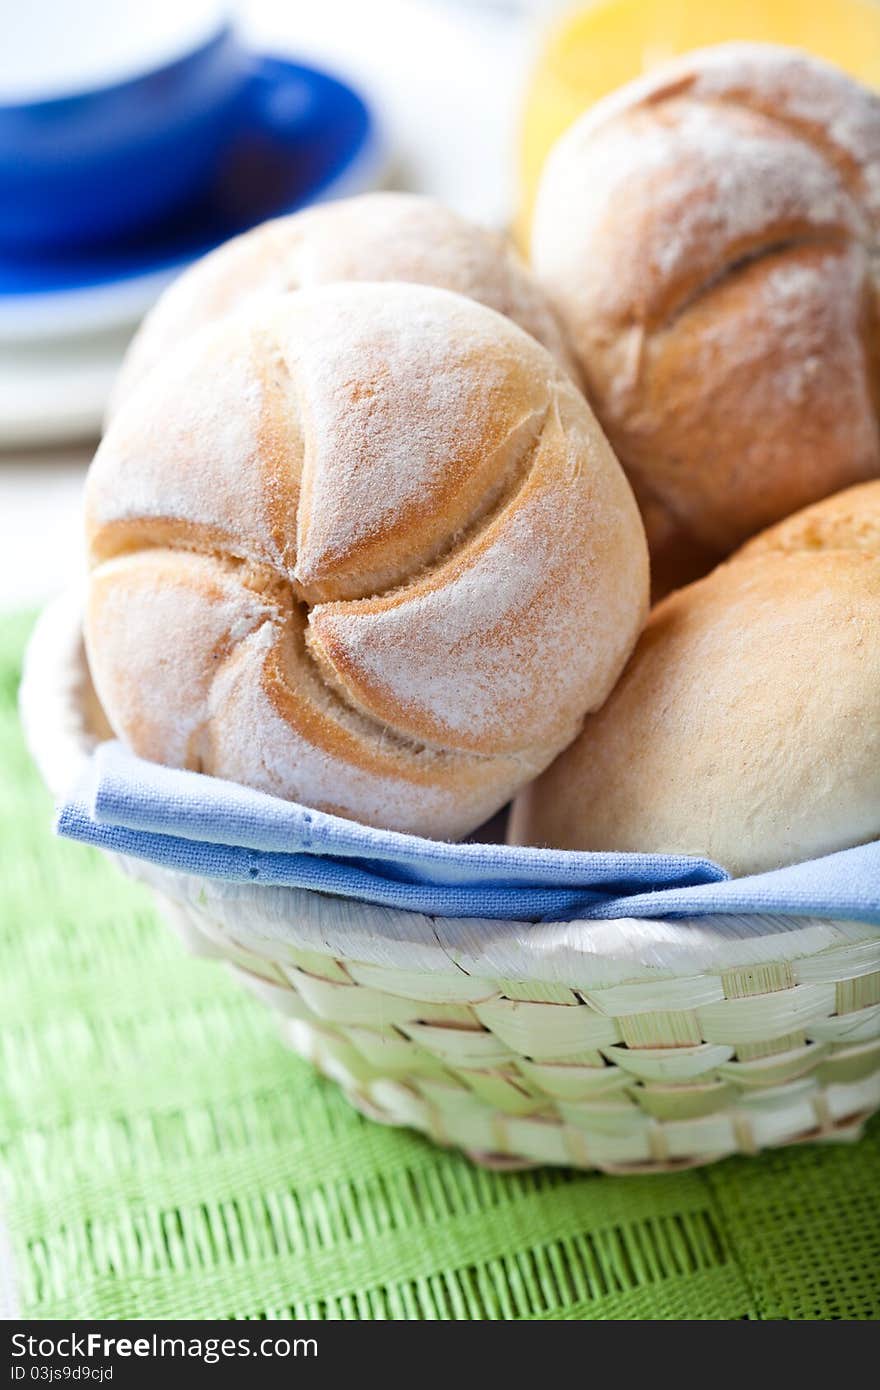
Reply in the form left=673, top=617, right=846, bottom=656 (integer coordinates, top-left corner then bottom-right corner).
left=158, top=888, right=880, bottom=1173
left=22, top=598, right=880, bottom=1175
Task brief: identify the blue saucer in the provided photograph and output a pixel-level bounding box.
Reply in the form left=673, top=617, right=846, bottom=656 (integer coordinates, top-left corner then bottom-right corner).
left=0, top=54, right=384, bottom=338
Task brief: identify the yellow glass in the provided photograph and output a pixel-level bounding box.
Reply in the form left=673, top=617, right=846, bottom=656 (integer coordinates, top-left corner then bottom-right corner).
left=517, top=0, right=880, bottom=247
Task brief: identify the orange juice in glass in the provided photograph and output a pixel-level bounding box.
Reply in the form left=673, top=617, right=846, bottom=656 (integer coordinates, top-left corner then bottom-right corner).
left=517, top=0, right=880, bottom=247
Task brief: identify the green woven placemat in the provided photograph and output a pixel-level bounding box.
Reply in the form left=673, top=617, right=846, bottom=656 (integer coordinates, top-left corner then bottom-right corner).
left=2, top=611, right=878, bottom=1321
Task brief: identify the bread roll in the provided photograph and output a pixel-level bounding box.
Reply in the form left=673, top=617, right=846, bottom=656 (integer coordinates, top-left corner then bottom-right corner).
left=532, top=43, right=880, bottom=593
left=736, top=478, right=880, bottom=562
left=110, top=191, right=577, bottom=414
left=510, top=482, right=880, bottom=872
left=85, top=282, right=648, bottom=839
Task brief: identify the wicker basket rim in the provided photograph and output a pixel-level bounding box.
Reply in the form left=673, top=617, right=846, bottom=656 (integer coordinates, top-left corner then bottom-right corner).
left=20, top=591, right=880, bottom=988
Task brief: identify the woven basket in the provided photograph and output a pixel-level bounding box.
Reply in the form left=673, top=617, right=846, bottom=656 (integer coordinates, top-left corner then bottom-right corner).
left=22, top=596, right=880, bottom=1174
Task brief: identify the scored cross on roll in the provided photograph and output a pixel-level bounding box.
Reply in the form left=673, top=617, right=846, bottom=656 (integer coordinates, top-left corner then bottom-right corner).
left=84, top=282, right=649, bottom=838
left=108, top=191, right=579, bottom=415
left=532, top=43, right=880, bottom=595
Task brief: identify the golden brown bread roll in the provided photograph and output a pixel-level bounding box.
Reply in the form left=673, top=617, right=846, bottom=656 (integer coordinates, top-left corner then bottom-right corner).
left=735, top=477, right=880, bottom=561
left=110, top=191, right=577, bottom=415
left=531, top=43, right=880, bottom=594
left=85, top=281, right=648, bottom=838
left=509, top=482, right=880, bottom=873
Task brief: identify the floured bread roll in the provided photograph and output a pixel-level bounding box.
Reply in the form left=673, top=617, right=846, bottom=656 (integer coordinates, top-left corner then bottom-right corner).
left=736, top=478, right=880, bottom=562
left=510, top=482, right=880, bottom=873
left=109, top=191, right=577, bottom=414
left=85, top=282, right=648, bottom=838
left=531, top=43, right=880, bottom=594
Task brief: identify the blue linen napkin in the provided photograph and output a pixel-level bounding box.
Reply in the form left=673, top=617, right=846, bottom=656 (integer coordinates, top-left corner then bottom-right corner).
left=56, top=741, right=880, bottom=924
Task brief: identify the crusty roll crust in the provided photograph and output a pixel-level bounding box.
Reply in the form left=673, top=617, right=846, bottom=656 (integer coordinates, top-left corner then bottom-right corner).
left=510, top=482, right=880, bottom=873
left=532, top=43, right=880, bottom=591
left=86, top=282, right=648, bottom=838
left=110, top=191, right=578, bottom=415
left=736, top=477, right=880, bottom=561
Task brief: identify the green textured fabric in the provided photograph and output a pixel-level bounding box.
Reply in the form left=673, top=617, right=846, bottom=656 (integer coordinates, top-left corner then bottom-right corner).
left=1, top=610, right=878, bottom=1322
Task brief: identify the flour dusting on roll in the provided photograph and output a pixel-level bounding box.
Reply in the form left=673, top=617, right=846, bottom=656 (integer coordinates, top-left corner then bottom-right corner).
left=86, top=282, right=648, bottom=838
left=532, top=43, right=880, bottom=594
left=110, top=191, right=578, bottom=416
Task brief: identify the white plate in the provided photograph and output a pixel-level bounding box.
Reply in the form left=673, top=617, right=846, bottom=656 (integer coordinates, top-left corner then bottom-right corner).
left=0, top=267, right=181, bottom=347
left=0, top=326, right=135, bottom=448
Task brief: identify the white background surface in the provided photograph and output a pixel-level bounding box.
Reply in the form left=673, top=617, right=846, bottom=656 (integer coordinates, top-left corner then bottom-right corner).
left=0, top=0, right=544, bottom=612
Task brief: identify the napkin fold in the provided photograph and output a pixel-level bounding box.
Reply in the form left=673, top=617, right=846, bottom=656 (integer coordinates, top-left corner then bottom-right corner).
left=56, top=742, right=880, bottom=924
